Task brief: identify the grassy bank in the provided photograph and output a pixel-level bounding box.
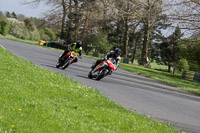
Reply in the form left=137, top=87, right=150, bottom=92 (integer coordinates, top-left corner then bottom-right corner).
left=0, top=35, right=38, bottom=45
left=0, top=46, right=179, bottom=132
left=119, top=63, right=200, bottom=95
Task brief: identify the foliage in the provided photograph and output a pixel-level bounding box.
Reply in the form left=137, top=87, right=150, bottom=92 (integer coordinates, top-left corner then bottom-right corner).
left=0, top=17, right=10, bottom=36
left=178, top=38, right=200, bottom=72
left=154, top=26, right=183, bottom=72
left=7, top=18, right=40, bottom=41
left=44, top=27, right=56, bottom=41
left=11, top=12, right=17, bottom=19
left=8, top=18, right=30, bottom=40
left=24, top=19, right=36, bottom=31
left=91, top=31, right=111, bottom=53
left=6, top=12, right=12, bottom=18
left=39, top=29, right=50, bottom=41
left=177, top=58, right=189, bottom=71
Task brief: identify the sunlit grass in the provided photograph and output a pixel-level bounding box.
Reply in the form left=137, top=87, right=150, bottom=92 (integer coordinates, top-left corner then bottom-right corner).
left=0, top=35, right=38, bottom=45
left=119, top=63, right=200, bottom=95
left=0, top=46, right=179, bottom=133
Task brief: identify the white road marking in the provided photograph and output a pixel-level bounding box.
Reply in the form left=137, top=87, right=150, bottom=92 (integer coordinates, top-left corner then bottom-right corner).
left=0, top=44, right=6, bottom=50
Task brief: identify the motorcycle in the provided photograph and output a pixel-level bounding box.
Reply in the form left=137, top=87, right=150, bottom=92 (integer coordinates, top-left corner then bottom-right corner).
left=88, top=58, right=116, bottom=80
left=56, top=51, right=78, bottom=70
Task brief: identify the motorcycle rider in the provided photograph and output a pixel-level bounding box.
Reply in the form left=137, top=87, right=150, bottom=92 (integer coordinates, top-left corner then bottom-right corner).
left=59, top=40, right=83, bottom=63
left=91, top=48, right=121, bottom=73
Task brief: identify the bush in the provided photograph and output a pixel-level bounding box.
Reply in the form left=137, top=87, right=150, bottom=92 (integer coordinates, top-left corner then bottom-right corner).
left=177, top=58, right=189, bottom=71
left=44, top=28, right=56, bottom=41
left=0, top=18, right=10, bottom=35
left=7, top=18, right=40, bottom=41
left=8, top=18, right=30, bottom=39
left=39, top=29, right=50, bottom=41
left=92, top=31, right=111, bottom=53
left=24, top=18, right=36, bottom=31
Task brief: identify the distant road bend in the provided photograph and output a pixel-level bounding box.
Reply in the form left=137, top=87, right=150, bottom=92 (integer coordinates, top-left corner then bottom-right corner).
left=1, top=39, right=200, bottom=133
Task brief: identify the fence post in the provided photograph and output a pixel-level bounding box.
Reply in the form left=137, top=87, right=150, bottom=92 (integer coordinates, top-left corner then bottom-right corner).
left=182, top=70, right=187, bottom=79
left=193, top=72, right=200, bottom=82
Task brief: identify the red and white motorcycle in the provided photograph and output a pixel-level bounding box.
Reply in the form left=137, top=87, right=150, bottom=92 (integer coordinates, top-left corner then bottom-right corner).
left=88, top=59, right=116, bottom=80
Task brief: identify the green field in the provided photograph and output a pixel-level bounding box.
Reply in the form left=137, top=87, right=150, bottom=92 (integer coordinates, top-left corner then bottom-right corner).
left=0, top=45, right=180, bottom=132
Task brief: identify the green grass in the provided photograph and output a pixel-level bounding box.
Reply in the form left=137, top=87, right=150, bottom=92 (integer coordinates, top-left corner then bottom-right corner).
left=119, top=63, right=200, bottom=95
left=0, top=35, right=38, bottom=45
left=0, top=46, right=179, bottom=132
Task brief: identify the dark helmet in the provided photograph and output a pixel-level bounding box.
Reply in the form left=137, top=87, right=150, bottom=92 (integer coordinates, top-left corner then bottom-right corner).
left=76, top=40, right=82, bottom=47
left=114, top=48, right=121, bottom=57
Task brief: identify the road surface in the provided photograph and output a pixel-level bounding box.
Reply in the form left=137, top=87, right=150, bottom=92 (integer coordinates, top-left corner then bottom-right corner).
left=1, top=39, right=200, bottom=133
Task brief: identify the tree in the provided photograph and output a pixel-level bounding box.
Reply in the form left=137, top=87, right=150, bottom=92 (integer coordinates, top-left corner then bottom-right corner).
left=92, top=31, right=111, bottom=53
left=44, top=27, right=56, bottom=40
left=168, top=0, right=200, bottom=35
left=0, top=11, right=4, bottom=17
left=24, top=18, right=36, bottom=31
left=137, top=0, right=168, bottom=66
left=6, top=12, right=12, bottom=18
left=178, top=38, right=200, bottom=72
left=11, top=12, right=17, bottom=19
left=0, top=18, right=10, bottom=35
left=155, top=26, right=183, bottom=72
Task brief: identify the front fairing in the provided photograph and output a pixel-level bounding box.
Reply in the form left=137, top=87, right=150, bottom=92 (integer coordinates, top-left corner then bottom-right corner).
left=107, top=59, right=116, bottom=70
left=92, top=61, right=107, bottom=75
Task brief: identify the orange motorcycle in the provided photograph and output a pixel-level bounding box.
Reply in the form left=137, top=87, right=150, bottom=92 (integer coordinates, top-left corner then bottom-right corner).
left=88, top=59, right=116, bottom=80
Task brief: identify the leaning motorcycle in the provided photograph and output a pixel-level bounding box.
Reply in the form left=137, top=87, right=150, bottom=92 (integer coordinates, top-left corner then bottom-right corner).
left=88, top=59, right=116, bottom=81
left=56, top=51, right=77, bottom=70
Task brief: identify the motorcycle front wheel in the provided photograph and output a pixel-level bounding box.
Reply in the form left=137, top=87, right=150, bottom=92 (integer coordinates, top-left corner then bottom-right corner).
left=88, top=70, right=93, bottom=79
left=56, top=62, right=60, bottom=68
left=61, top=59, right=71, bottom=70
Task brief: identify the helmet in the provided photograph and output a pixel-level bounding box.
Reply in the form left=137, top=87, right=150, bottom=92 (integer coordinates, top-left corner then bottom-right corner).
left=76, top=40, right=82, bottom=47
left=114, top=48, right=121, bottom=57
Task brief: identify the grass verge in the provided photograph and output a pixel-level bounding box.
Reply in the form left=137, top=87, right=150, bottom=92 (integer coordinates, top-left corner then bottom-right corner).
left=0, top=35, right=38, bottom=45
left=119, top=63, right=200, bottom=95
left=0, top=46, right=179, bottom=132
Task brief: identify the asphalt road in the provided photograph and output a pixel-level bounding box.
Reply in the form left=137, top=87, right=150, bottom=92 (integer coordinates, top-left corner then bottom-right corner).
left=1, top=39, right=200, bottom=133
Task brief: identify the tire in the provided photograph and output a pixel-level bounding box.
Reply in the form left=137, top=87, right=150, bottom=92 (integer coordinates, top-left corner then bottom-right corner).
left=56, top=62, right=60, bottom=68
left=96, top=70, right=105, bottom=81
left=88, top=70, right=93, bottom=79
left=61, top=59, right=71, bottom=70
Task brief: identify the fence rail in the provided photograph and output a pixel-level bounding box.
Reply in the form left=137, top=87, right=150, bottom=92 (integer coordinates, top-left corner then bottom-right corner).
left=182, top=71, right=200, bottom=82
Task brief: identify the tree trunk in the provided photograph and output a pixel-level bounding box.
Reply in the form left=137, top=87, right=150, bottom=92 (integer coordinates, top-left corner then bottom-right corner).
left=131, top=34, right=140, bottom=64
left=66, top=0, right=73, bottom=44
left=74, top=0, right=78, bottom=41
left=168, top=63, right=171, bottom=72
left=123, top=17, right=129, bottom=58
left=140, top=23, right=150, bottom=66
left=61, top=0, right=66, bottom=39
